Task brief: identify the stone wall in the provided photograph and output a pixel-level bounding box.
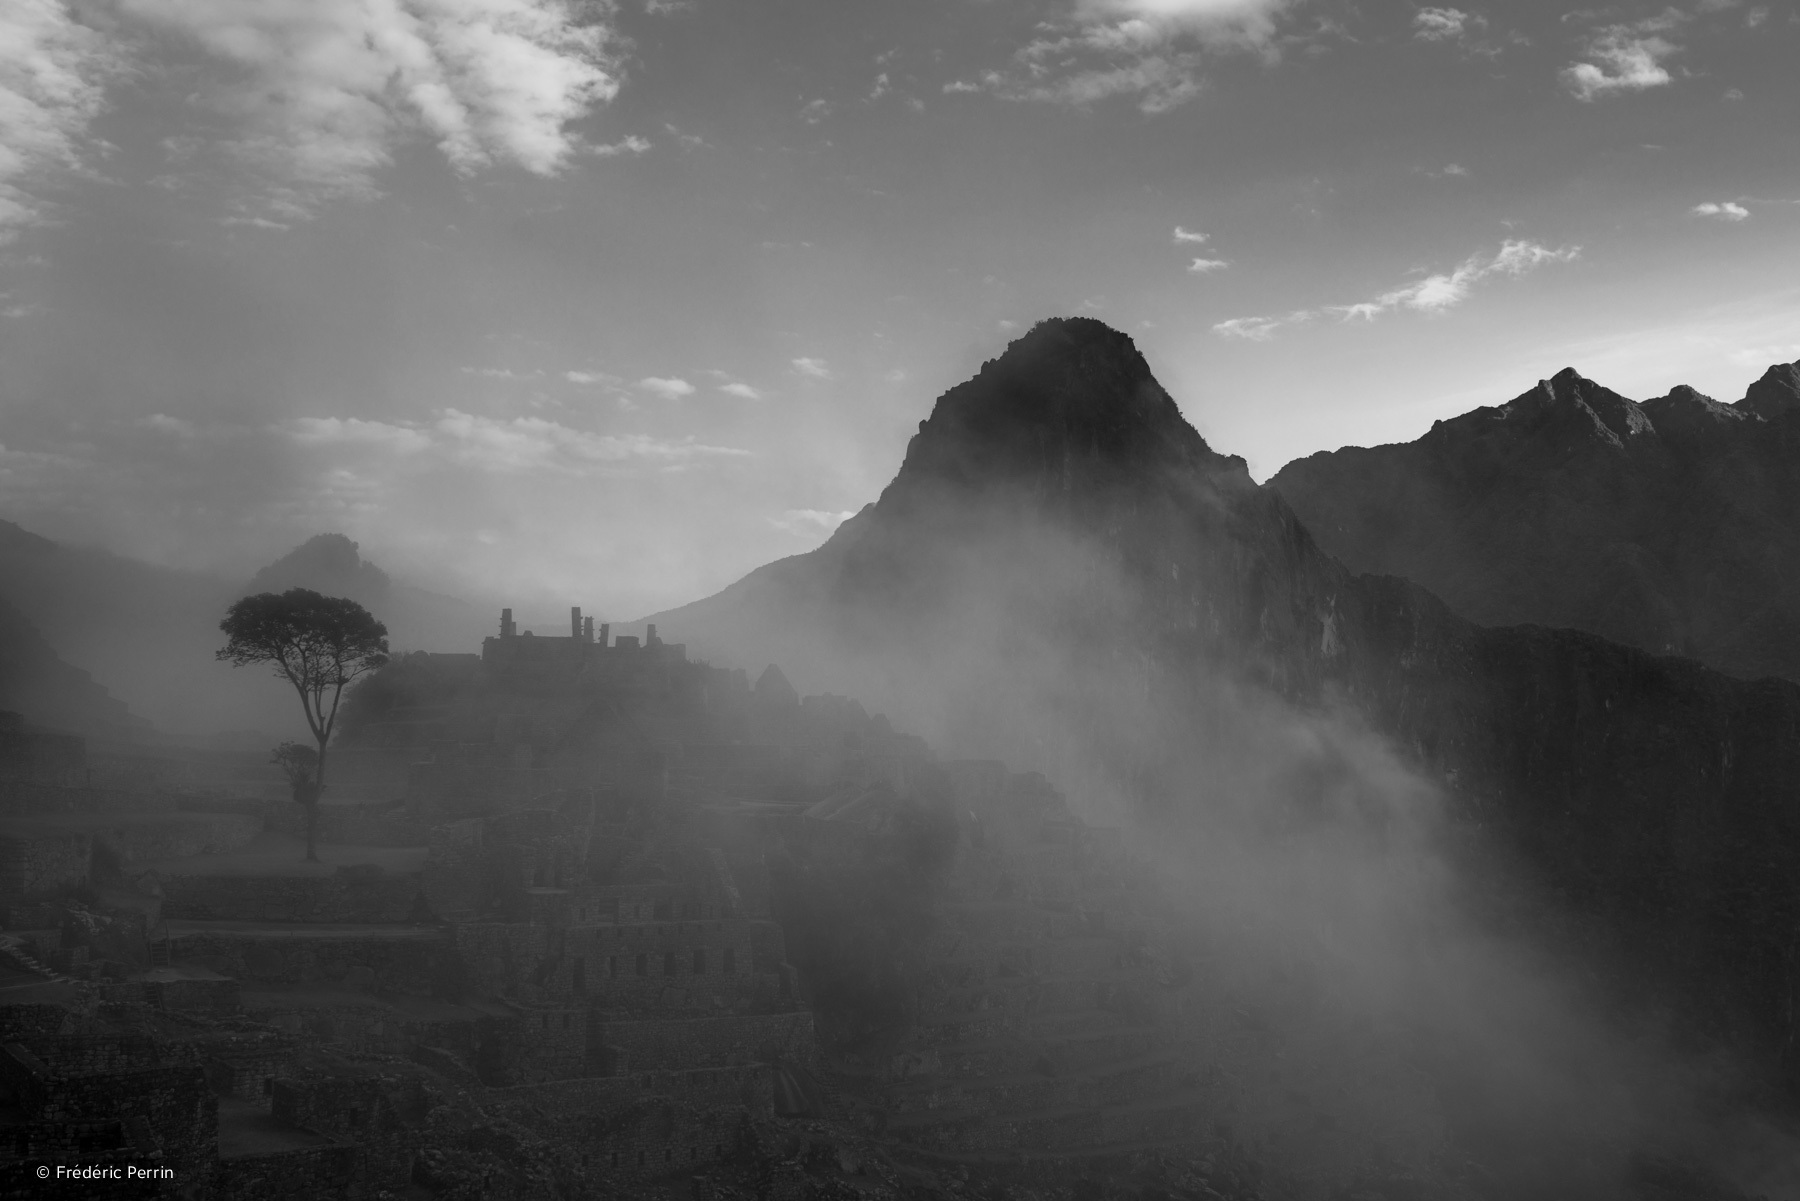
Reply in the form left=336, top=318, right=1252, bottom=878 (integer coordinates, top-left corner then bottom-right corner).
left=270, top=1074, right=421, bottom=1192
left=1, top=1041, right=217, bottom=1169
left=0, top=831, right=88, bottom=897
left=167, top=927, right=450, bottom=996
left=509, top=1006, right=590, bottom=1082
left=212, top=1143, right=357, bottom=1197
left=593, top=1012, right=816, bottom=1074
left=97, top=813, right=263, bottom=863
left=451, top=922, right=548, bottom=998
left=160, top=872, right=423, bottom=924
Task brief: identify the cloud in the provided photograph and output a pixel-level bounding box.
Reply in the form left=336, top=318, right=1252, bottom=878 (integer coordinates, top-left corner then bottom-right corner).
left=284, top=416, right=435, bottom=454
left=637, top=376, right=695, bottom=399
left=1561, top=27, right=1677, bottom=100
left=1413, top=7, right=1481, bottom=42
left=719, top=382, right=763, bottom=400
left=434, top=410, right=747, bottom=472
left=791, top=357, right=832, bottom=379
left=143, top=413, right=200, bottom=437
left=1173, top=225, right=1209, bottom=243
left=563, top=369, right=617, bottom=385
left=1187, top=256, right=1229, bottom=273
left=1213, top=315, right=1289, bottom=340
left=278, top=409, right=748, bottom=475
left=1075, top=0, right=1293, bottom=46
left=0, top=1, right=123, bottom=240
left=1441, top=163, right=1471, bottom=177
left=989, top=0, right=1293, bottom=115
left=115, top=0, right=622, bottom=207
left=1214, top=239, right=1580, bottom=340
left=769, top=508, right=857, bottom=537
left=591, top=134, right=650, bottom=157
left=1692, top=201, right=1749, bottom=221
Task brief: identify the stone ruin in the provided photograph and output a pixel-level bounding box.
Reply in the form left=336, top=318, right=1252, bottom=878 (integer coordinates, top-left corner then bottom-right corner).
left=0, top=614, right=1271, bottom=1199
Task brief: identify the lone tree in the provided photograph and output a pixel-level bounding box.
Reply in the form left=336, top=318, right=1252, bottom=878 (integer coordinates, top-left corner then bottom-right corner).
left=218, top=589, right=388, bottom=861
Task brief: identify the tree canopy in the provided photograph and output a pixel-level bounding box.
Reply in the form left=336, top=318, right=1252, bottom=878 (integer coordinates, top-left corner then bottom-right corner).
left=217, top=588, right=388, bottom=782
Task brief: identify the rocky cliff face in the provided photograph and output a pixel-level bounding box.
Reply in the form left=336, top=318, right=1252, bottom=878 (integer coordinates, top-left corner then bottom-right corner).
left=1269, top=362, right=1800, bottom=682
left=647, top=320, right=1800, bottom=1123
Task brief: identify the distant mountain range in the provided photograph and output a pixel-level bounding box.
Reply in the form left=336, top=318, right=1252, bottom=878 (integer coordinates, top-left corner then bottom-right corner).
left=1270, top=361, right=1800, bottom=683
left=0, top=524, right=487, bottom=740
left=645, top=319, right=1800, bottom=1148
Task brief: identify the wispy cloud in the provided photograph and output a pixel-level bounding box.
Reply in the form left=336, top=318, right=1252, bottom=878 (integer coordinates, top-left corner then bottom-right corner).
left=1693, top=201, right=1750, bottom=221
left=1213, top=314, right=1294, bottom=341
left=1413, top=8, right=1482, bottom=42
left=564, top=369, right=618, bottom=385
left=0, top=1, right=122, bottom=240
left=116, top=0, right=622, bottom=210
left=637, top=376, right=695, bottom=399
left=719, top=382, right=763, bottom=400
left=1561, top=22, right=1678, bottom=101
left=986, top=0, right=1295, bottom=115
left=791, top=357, right=832, bottom=379
left=1173, top=225, right=1209, bottom=243
left=284, top=416, right=435, bottom=454
left=279, top=409, right=749, bottom=475
left=591, top=135, right=651, bottom=157
left=1187, top=257, right=1230, bottom=273
left=1213, top=239, right=1580, bottom=340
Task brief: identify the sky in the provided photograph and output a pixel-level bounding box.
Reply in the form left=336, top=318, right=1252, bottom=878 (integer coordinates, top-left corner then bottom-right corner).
left=0, top=0, right=1796, bottom=620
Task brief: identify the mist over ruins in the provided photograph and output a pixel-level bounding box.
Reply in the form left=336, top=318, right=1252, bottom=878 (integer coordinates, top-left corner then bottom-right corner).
left=2, top=4, right=1799, bottom=1201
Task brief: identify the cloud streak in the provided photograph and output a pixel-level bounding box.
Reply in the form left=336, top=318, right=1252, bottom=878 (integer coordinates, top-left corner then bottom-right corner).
left=1213, top=239, right=1580, bottom=339
left=280, top=409, right=748, bottom=475
left=0, top=1, right=122, bottom=240
left=116, top=0, right=622, bottom=208
left=1693, top=201, right=1749, bottom=221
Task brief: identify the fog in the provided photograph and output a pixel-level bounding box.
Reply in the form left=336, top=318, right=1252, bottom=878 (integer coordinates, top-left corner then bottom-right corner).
left=660, top=492, right=1800, bottom=1199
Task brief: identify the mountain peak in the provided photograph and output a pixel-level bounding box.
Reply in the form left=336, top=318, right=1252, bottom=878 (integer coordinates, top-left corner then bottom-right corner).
left=1740, top=360, right=1800, bottom=419
left=1522, top=368, right=1650, bottom=444
left=886, top=318, right=1245, bottom=503
left=245, top=533, right=391, bottom=604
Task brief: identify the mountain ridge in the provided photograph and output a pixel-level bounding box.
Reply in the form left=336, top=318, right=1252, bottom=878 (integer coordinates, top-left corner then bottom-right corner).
left=1270, top=356, right=1800, bottom=681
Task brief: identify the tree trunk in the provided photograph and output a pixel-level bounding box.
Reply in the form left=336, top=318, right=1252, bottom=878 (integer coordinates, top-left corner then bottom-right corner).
left=310, top=736, right=329, bottom=864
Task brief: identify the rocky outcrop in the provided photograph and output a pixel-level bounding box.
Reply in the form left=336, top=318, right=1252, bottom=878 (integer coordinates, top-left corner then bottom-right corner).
left=1269, top=361, right=1800, bottom=682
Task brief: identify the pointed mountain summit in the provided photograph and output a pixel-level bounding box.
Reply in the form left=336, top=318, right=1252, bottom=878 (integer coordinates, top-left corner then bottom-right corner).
left=882, top=317, right=1248, bottom=495
left=1272, top=358, right=1800, bottom=680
